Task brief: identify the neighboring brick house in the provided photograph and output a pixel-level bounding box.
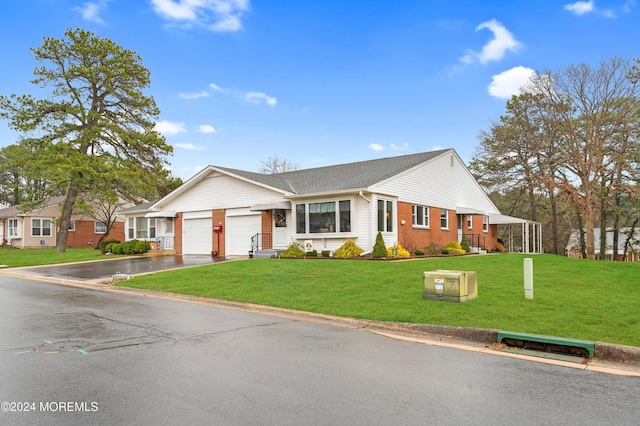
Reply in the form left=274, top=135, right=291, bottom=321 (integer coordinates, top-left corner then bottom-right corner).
left=0, top=195, right=127, bottom=249
left=122, top=148, right=542, bottom=257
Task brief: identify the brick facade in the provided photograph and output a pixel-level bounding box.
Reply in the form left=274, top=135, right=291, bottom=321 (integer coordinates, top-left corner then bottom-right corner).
left=212, top=209, right=226, bottom=256
left=66, top=220, right=125, bottom=248
left=261, top=211, right=272, bottom=249
left=174, top=213, right=183, bottom=255
left=397, top=201, right=498, bottom=251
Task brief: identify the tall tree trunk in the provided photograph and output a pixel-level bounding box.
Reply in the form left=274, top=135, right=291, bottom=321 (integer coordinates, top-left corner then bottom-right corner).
left=597, top=175, right=607, bottom=260
left=576, top=209, right=586, bottom=259
left=56, top=184, right=80, bottom=253
left=611, top=168, right=623, bottom=261
left=549, top=190, right=560, bottom=254
left=623, top=218, right=638, bottom=261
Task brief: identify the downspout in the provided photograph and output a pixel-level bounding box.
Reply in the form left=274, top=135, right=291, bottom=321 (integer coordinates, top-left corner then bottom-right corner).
left=359, top=191, right=372, bottom=256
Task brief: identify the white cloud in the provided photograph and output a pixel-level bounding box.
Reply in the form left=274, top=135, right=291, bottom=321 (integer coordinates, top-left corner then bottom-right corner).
left=74, top=1, right=109, bottom=24
left=244, top=91, right=277, bottom=107
left=488, top=66, right=536, bottom=99
left=154, top=120, right=186, bottom=135
left=179, top=90, right=209, bottom=99
left=564, top=1, right=595, bottom=15
left=369, top=143, right=384, bottom=151
left=390, top=143, right=409, bottom=151
left=150, top=0, right=250, bottom=32
left=209, top=82, right=225, bottom=92
left=460, top=19, right=521, bottom=64
left=175, top=142, right=206, bottom=151
left=564, top=0, right=634, bottom=18
left=199, top=124, right=217, bottom=134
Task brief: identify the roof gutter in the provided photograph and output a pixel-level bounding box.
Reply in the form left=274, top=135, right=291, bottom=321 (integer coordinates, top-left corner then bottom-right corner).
left=284, top=188, right=369, bottom=200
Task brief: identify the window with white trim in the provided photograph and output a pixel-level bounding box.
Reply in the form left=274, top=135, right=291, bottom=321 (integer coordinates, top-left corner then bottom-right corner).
left=377, top=199, right=393, bottom=232
left=149, top=218, right=156, bottom=238
left=440, top=209, right=449, bottom=229
left=95, top=221, right=107, bottom=234
left=31, top=218, right=52, bottom=237
left=412, top=205, right=430, bottom=227
left=296, top=204, right=306, bottom=233
left=128, top=217, right=134, bottom=239
left=8, top=219, right=19, bottom=238
left=136, top=217, right=147, bottom=238
left=68, top=220, right=75, bottom=232
left=294, top=200, right=352, bottom=234
left=467, top=215, right=472, bottom=229
left=483, top=215, right=489, bottom=232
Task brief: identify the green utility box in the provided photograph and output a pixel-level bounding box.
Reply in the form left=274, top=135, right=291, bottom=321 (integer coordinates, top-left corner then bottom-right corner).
left=423, top=270, right=478, bottom=302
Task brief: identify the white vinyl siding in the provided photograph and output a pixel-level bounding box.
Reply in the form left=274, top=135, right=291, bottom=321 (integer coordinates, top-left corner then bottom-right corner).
left=373, top=151, right=500, bottom=216
left=160, top=172, right=287, bottom=213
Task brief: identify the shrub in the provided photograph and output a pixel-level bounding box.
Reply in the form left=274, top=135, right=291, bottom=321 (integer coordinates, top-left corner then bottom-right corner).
left=372, top=232, right=387, bottom=258
left=386, top=243, right=411, bottom=258
left=333, top=239, right=364, bottom=259
left=305, top=250, right=318, bottom=257
left=99, top=238, right=121, bottom=254
left=414, top=248, right=425, bottom=256
left=492, top=242, right=507, bottom=253
left=281, top=242, right=306, bottom=257
left=460, top=234, right=470, bottom=253
left=321, top=250, right=331, bottom=257
left=105, top=242, right=117, bottom=253
left=424, top=244, right=440, bottom=255
left=113, top=243, right=125, bottom=254
left=442, top=241, right=466, bottom=255
left=135, top=240, right=151, bottom=254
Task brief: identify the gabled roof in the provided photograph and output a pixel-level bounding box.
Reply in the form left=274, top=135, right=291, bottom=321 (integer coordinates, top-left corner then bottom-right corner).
left=218, top=149, right=450, bottom=195
left=0, top=195, right=66, bottom=218
left=118, top=200, right=158, bottom=215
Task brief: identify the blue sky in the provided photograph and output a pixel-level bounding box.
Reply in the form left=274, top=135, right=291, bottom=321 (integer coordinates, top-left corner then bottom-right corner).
left=0, top=0, right=638, bottom=180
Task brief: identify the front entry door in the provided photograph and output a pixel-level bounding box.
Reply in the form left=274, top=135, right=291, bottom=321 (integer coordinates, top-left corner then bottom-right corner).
left=273, top=209, right=288, bottom=248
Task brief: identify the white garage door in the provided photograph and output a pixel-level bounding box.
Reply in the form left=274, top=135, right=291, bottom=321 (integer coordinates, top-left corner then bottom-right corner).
left=183, top=218, right=212, bottom=254
left=226, top=214, right=261, bottom=256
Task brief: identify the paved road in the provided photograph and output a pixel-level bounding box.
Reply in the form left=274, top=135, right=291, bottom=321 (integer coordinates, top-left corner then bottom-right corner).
left=1, top=274, right=639, bottom=425
left=8, top=255, right=218, bottom=281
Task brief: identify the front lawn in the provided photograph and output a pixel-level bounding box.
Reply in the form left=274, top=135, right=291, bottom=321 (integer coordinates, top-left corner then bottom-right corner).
left=117, top=254, right=640, bottom=347
left=0, top=247, right=109, bottom=267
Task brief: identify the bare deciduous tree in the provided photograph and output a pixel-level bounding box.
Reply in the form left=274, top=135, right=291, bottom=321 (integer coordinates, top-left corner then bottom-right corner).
left=259, top=155, right=299, bottom=174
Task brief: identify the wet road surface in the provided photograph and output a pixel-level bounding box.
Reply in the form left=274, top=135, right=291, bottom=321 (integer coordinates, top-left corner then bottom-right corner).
left=8, top=255, right=219, bottom=281
left=1, top=275, right=639, bottom=425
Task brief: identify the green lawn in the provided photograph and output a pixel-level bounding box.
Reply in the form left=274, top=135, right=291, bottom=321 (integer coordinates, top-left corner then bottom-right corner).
left=0, top=247, right=111, bottom=267
left=3, top=248, right=638, bottom=347
left=117, top=254, right=640, bottom=347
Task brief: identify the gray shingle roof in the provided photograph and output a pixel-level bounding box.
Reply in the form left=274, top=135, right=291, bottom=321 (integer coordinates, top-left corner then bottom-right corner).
left=0, top=195, right=66, bottom=218
left=217, top=149, right=449, bottom=195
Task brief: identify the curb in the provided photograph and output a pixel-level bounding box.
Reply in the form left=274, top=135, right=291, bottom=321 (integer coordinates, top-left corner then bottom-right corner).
left=108, top=284, right=640, bottom=370
left=3, top=268, right=640, bottom=372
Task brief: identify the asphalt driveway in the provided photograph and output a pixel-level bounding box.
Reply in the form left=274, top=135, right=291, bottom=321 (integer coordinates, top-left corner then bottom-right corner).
left=7, top=255, right=219, bottom=282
